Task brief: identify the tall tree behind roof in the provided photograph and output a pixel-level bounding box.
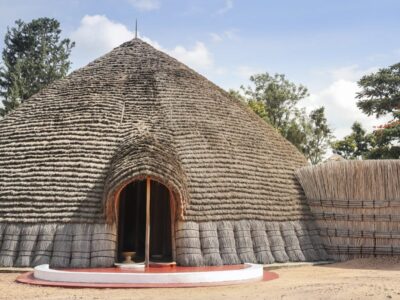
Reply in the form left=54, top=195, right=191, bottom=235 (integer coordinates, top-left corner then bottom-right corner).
left=232, top=73, right=333, bottom=164
left=332, top=63, right=400, bottom=159
left=0, top=18, right=75, bottom=116
left=356, top=63, right=400, bottom=159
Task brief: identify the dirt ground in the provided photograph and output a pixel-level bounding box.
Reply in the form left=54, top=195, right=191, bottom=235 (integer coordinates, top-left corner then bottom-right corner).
left=1, top=258, right=400, bottom=300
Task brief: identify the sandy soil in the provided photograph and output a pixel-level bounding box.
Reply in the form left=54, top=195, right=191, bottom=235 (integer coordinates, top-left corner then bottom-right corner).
left=1, top=258, right=400, bottom=300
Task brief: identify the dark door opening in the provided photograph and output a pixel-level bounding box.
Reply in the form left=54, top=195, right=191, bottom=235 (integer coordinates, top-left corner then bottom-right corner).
left=118, top=179, right=173, bottom=263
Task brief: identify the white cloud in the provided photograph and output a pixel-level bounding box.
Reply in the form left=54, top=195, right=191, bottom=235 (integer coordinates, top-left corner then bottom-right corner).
left=137, top=35, right=213, bottom=70
left=138, top=34, right=214, bottom=70
left=329, top=64, right=377, bottom=82
left=138, top=34, right=162, bottom=50
left=394, top=48, right=400, bottom=56
left=70, top=15, right=214, bottom=73
left=215, top=67, right=227, bottom=75
left=70, top=15, right=134, bottom=67
left=169, top=42, right=213, bottom=70
left=224, top=29, right=239, bottom=40
left=210, top=29, right=239, bottom=43
left=128, top=0, right=160, bottom=11
left=235, top=65, right=264, bottom=79
left=307, top=78, right=389, bottom=139
left=217, top=0, right=233, bottom=14
left=210, top=33, right=223, bottom=43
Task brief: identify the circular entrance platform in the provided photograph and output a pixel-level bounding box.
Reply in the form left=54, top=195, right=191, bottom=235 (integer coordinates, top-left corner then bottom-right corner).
left=16, top=264, right=278, bottom=288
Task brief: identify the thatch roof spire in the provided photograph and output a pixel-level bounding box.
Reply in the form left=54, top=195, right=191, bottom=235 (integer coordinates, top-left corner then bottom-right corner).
left=135, top=19, right=138, bottom=39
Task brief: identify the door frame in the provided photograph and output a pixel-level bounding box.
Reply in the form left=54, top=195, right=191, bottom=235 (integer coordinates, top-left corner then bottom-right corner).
left=114, top=176, right=177, bottom=265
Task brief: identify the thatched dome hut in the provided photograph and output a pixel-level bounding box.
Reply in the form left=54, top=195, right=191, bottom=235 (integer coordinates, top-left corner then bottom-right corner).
left=0, top=38, right=326, bottom=268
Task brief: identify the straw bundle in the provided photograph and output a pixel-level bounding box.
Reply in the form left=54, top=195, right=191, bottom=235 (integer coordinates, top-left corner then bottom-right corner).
left=233, top=220, right=257, bottom=263
left=50, top=224, right=73, bottom=267
left=70, top=224, right=93, bottom=268
left=296, top=160, right=400, bottom=260
left=217, top=221, right=241, bottom=265
left=32, top=224, right=57, bottom=266
left=294, top=221, right=320, bottom=261
left=0, top=224, right=5, bottom=251
left=90, top=224, right=116, bottom=267
left=175, top=221, right=204, bottom=266
left=199, top=222, right=223, bottom=266
left=280, top=222, right=306, bottom=262
left=15, top=225, right=40, bottom=267
left=249, top=220, right=275, bottom=264
left=266, top=222, right=289, bottom=262
left=0, top=224, right=21, bottom=267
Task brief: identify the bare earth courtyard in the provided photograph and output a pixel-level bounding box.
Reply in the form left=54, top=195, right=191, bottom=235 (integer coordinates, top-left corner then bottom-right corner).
left=0, top=258, right=399, bottom=300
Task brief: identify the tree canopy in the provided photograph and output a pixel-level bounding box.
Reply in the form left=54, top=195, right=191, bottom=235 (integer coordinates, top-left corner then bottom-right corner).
left=231, top=72, right=333, bottom=164
left=0, top=18, right=75, bottom=116
left=332, top=63, right=400, bottom=159
left=331, top=122, right=373, bottom=159
left=241, top=73, right=309, bottom=130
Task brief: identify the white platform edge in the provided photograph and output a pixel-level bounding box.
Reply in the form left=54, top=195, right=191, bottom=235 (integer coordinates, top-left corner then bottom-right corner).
left=33, top=264, right=264, bottom=284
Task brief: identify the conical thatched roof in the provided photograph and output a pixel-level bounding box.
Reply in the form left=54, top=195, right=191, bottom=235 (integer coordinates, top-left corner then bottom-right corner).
left=0, top=38, right=310, bottom=224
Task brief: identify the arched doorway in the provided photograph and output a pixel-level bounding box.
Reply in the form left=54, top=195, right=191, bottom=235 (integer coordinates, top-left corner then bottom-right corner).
left=117, top=178, right=173, bottom=264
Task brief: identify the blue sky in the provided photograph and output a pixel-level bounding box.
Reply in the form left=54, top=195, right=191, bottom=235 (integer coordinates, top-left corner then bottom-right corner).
left=1, top=0, right=399, bottom=138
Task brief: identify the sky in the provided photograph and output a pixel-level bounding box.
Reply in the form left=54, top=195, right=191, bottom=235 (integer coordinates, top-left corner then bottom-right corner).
left=0, top=0, right=399, bottom=138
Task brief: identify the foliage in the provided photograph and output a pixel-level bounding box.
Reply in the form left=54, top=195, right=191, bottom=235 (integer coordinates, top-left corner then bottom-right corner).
left=282, top=107, right=333, bottom=164
left=302, top=107, right=333, bottom=164
left=241, top=73, right=309, bottom=130
left=231, top=73, right=333, bottom=164
left=332, top=122, right=373, bottom=159
left=356, top=63, right=400, bottom=159
left=333, top=63, right=400, bottom=159
left=0, top=18, right=75, bottom=116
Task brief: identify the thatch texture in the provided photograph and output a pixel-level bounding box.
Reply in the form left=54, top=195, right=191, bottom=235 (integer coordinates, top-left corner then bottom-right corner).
left=90, top=224, right=116, bottom=267
left=32, top=224, right=57, bottom=266
left=0, top=38, right=324, bottom=266
left=0, top=38, right=310, bottom=224
left=70, top=224, right=93, bottom=268
left=0, top=224, right=21, bottom=266
left=199, top=222, right=223, bottom=266
left=296, top=160, right=400, bottom=260
left=175, top=220, right=325, bottom=266
left=0, top=223, right=114, bottom=267
left=15, top=225, right=40, bottom=267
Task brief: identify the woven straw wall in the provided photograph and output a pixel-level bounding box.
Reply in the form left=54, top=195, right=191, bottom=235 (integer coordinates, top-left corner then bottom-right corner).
left=296, top=160, right=400, bottom=260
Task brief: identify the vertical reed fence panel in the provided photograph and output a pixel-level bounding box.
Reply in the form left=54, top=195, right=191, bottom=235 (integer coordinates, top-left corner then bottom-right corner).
left=296, top=160, right=400, bottom=260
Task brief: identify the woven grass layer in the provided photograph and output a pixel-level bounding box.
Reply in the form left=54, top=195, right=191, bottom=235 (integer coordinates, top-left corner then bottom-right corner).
left=175, top=220, right=327, bottom=266
left=0, top=219, right=327, bottom=267
left=0, top=38, right=310, bottom=224
left=0, top=223, right=115, bottom=268
left=296, top=160, right=400, bottom=261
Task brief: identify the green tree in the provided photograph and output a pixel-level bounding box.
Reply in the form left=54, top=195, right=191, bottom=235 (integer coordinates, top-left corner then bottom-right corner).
left=302, top=107, right=333, bottom=164
left=241, top=73, right=309, bottom=130
left=231, top=73, right=333, bottom=164
left=332, top=63, right=400, bottom=160
left=0, top=18, right=75, bottom=116
left=355, top=63, right=400, bottom=159
left=283, top=107, right=333, bottom=164
left=332, top=122, right=373, bottom=159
